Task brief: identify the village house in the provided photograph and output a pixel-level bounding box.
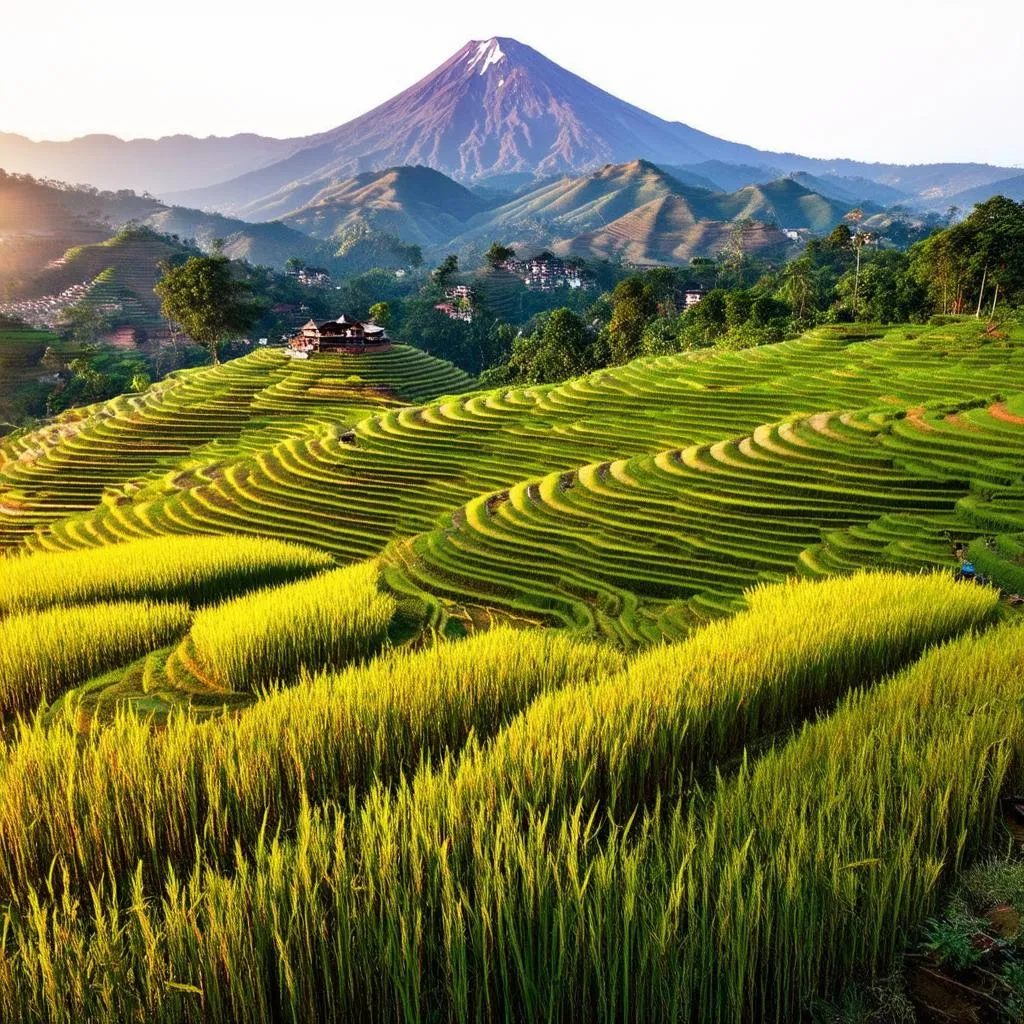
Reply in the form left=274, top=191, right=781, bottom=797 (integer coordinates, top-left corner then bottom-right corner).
left=297, top=267, right=332, bottom=287
left=435, top=301, right=473, bottom=323
left=503, top=251, right=592, bottom=291
left=684, top=288, right=707, bottom=309
left=288, top=315, right=391, bottom=355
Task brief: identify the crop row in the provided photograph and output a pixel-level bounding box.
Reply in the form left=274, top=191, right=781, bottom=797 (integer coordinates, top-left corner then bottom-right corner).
left=7, top=324, right=1019, bottom=565
left=390, top=400, right=1024, bottom=643
left=0, top=346, right=473, bottom=549
left=0, top=585, right=1016, bottom=1020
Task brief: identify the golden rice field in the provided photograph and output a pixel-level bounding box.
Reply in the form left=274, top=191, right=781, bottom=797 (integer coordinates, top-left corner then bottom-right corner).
left=0, top=320, right=1022, bottom=1019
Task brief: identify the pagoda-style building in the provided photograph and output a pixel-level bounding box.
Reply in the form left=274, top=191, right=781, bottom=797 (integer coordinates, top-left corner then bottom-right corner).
left=288, top=315, right=391, bottom=354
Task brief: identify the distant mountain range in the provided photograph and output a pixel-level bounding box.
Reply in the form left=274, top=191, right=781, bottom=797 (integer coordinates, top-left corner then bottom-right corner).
left=1, top=37, right=1019, bottom=213
left=0, top=172, right=335, bottom=289
left=213, top=158, right=871, bottom=266
left=443, top=160, right=866, bottom=263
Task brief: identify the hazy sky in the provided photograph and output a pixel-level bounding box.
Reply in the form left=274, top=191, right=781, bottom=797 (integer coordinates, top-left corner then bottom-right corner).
left=4, top=0, right=1022, bottom=166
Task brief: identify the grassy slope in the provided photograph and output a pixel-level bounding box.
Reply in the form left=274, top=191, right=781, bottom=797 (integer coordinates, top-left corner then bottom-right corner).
left=2, top=320, right=1022, bottom=649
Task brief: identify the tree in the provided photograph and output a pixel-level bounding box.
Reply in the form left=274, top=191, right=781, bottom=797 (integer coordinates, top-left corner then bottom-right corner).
left=485, top=243, right=515, bottom=268
left=824, top=223, right=853, bottom=252
left=965, top=196, right=1024, bottom=315
left=154, top=255, right=261, bottom=365
left=284, top=257, right=306, bottom=275
left=56, top=302, right=112, bottom=344
left=780, top=257, right=816, bottom=319
left=844, top=209, right=866, bottom=318
left=433, top=255, right=459, bottom=288
left=503, top=309, right=593, bottom=383
left=368, top=301, right=391, bottom=327
left=607, top=277, right=657, bottom=364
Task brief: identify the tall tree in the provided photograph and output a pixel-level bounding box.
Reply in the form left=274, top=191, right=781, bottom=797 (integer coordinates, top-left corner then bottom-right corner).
left=844, top=208, right=866, bottom=318
left=780, top=257, right=815, bottom=319
left=368, top=301, right=391, bottom=327
left=154, top=255, right=261, bottom=365
left=433, top=255, right=459, bottom=288
left=485, top=243, right=515, bottom=268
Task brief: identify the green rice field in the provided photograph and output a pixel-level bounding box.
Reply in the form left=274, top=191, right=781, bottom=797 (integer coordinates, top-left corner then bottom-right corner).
left=0, top=320, right=1023, bottom=1019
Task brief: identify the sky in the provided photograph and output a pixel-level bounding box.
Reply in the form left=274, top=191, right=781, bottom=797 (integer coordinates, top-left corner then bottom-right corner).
left=3, top=0, right=1023, bottom=167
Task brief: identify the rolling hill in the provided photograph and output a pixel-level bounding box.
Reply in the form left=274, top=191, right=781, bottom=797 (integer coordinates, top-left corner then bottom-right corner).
left=938, top=172, right=1024, bottom=209
left=713, top=177, right=857, bottom=232
left=0, top=173, right=338, bottom=290
left=271, top=166, right=492, bottom=248
left=448, top=160, right=862, bottom=262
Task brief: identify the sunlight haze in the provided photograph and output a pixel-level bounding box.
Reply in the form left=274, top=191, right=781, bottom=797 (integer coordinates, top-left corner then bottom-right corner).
left=3, top=0, right=1022, bottom=165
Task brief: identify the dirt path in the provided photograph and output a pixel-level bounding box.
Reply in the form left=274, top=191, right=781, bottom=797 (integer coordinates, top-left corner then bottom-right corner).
left=906, top=406, right=932, bottom=432
left=989, top=402, right=1024, bottom=425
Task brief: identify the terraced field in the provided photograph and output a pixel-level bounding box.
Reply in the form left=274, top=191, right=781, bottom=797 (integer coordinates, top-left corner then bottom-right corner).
left=5, top=320, right=1022, bottom=645
left=0, top=344, right=474, bottom=548
left=2, top=319, right=1024, bottom=1020
left=0, top=326, right=79, bottom=427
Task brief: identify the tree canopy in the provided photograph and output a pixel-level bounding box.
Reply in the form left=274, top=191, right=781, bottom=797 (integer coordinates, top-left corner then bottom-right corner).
left=155, top=255, right=262, bottom=364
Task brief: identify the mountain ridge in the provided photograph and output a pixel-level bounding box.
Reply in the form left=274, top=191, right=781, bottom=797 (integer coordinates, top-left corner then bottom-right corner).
left=3, top=37, right=1018, bottom=211
left=160, top=37, right=1017, bottom=213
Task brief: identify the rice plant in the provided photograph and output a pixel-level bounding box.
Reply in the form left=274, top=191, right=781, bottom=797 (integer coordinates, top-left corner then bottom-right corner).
left=0, top=601, right=191, bottom=716
left=454, top=571, right=999, bottom=821
left=186, top=561, right=397, bottom=690
left=0, top=619, right=1018, bottom=1023
left=0, top=627, right=622, bottom=905
left=0, top=535, right=334, bottom=614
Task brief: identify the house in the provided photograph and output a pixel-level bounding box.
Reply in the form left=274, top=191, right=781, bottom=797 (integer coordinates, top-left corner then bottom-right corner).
left=445, top=284, right=474, bottom=301
left=288, top=315, right=391, bottom=355
left=684, top=289, right=706, bottom=309
left=504, top=251, right=594, bottom=291
left=435, top=302, right=473, bottom=323
left=297, top=267, right=332, bottom=287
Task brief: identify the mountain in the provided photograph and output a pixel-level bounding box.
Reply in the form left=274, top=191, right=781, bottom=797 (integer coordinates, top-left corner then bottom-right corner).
left=554, top=195, right=787, bottom=264
left=140, top=206, right=333, bottom=269
left=3, top=39, right=1018, bottom=211
left=667, top=161, right=783, bottom=193
left=0, top=132, right=299, bottom=195
left=713, top=178, right=862, bottom=233
left=165, top=37, right=1018, bottom=216
left=934, top=173, right=1024, bottom=210
left=447, top=160, right=859, bottom=263
left=785, top=172, right=910, bottom=208
left=167, top=38, right=779, bottom=213
left=251, top=166, right=491, bottom=248
left=0, top=171, right=335, bottom=288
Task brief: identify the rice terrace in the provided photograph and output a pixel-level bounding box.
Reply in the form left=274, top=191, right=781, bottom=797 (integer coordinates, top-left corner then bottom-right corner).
left=3, top=4, right=1024, bottom=1021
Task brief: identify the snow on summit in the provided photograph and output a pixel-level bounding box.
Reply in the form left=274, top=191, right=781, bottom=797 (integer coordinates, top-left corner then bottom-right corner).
left=467, top=39, right=505, bottom=74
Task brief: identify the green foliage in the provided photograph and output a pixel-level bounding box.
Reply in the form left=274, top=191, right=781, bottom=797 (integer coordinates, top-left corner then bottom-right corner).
left=502, top=307, right=594, bottom=383
left=367, top=300, right=391, bottom=327
left=55, top=301, right=113, bottom=343
left=923, top=915, right=991, bottom=970
left=432, top=253, right=459, bottom=287
left=485, top=242, right=515, bottom=267
left=154, top=254, right=262, bottom=363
